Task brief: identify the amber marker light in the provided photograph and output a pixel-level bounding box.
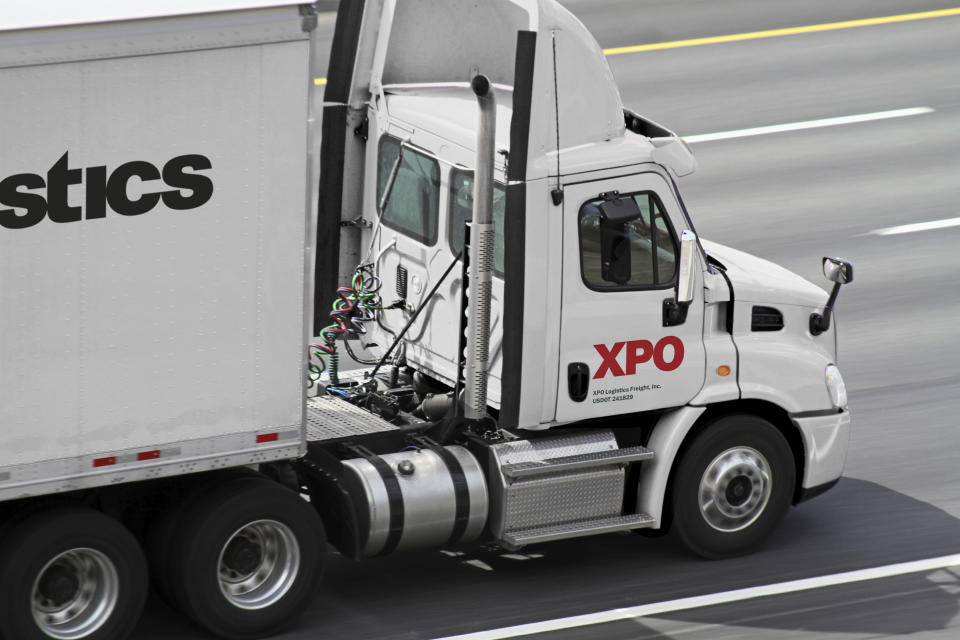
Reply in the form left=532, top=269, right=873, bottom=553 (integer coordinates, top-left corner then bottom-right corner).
left=717, top=365, right=731, bottom=376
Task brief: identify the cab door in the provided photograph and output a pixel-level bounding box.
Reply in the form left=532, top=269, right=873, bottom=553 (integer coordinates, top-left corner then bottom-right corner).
left=555, top=171, right=706, bottom=423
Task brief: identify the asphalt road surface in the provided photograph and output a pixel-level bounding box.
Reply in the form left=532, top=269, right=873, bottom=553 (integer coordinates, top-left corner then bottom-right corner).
left=135, top=1, right=960, bottom=638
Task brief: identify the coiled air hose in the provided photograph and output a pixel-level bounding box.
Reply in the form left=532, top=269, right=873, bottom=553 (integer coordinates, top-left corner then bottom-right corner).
left=308, top=266, right=382, bottom=389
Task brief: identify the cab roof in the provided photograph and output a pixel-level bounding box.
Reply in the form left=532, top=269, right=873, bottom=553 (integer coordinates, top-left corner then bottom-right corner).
left=384, top=85, right=658, bottom=178
left=343, top=0, right=628, bottom=179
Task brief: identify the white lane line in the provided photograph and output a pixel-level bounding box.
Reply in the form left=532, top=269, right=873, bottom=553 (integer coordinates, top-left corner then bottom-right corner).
left=684, top=107, right=934, bottom=143
left=868, top=216, right=960, bottom=236
left=430, top=553, right=960, bottom=640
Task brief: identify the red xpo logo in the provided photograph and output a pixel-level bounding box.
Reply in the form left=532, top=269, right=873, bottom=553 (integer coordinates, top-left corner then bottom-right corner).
left=593, top=337, right=684, bottom=378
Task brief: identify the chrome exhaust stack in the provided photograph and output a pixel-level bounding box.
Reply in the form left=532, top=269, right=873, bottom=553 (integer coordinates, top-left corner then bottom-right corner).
left=464, top=75, right=496, bottom=421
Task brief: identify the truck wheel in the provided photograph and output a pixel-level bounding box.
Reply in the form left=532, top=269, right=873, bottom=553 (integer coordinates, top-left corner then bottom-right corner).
left=671, top=414, right=795, bottom=559
left=0, top=507, right=147, bottom=640
left=145, top=468, right=264, bottom=607
left=166, top=476, right=326, bottom=639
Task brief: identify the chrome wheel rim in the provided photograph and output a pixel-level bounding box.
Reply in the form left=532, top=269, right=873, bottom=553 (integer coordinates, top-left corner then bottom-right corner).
left=31, top=548, right=119, bottom=639
left=698, top=446, right=772, bottom=532
left=217, top=519, right=300, bottom=610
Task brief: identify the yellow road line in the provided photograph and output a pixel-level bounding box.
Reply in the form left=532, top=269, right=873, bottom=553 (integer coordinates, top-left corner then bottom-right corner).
left=603, top=7, right=960, bottom=55
left=313, top=6, right=960, bottom=85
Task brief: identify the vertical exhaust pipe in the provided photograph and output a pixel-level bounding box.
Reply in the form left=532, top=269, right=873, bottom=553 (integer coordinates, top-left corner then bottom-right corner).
left=464, top=75, right=496, bottom=421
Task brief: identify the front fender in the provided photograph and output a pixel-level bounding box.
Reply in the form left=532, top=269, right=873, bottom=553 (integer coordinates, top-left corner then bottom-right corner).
left=736, top=303, right=836, bottom=413
left=636, top=405, right=706, bottom=526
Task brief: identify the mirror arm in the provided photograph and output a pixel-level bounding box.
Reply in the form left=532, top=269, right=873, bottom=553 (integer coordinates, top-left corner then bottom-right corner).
left=810, top=281, right=842, bottom=336
left=662, top=297, right=690, bottom=327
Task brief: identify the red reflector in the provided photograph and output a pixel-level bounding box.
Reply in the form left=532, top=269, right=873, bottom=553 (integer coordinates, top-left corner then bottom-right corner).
left=93, top=456, right=117, bottom=467
left=137, top=450, right=161, bottom=461
left=256, top=433, right=279, bottom=443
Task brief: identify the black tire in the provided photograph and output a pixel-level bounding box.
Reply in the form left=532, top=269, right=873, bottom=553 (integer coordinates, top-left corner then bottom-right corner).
left=145, top=469, right=263, bottom=607
left=0, top=507, right=148, bottom=640
left=165, top=476, right=326, bottom=640
left=671, top=414, right=795, bottom=559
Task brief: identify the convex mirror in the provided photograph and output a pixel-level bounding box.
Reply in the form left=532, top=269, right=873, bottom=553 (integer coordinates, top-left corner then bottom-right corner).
left=823, top=257, right=854, bottom=284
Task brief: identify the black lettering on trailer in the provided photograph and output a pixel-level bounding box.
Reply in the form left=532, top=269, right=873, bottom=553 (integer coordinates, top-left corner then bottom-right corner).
left=106, top=160, right=163, bottom=216
left=47, top=152, right=83, bottom=223
left=162, top=154, right=214, bottom=210
left=85, top=165, right=108, bottom=220
left=0, top=152, right=214, bottom=228
left=0, top=173, right=46, bottom=229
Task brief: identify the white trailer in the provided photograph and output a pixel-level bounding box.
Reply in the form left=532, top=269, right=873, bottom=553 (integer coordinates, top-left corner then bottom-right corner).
left=0, top=3, right=321, bottom=639
left=0, top=1, right=854, bottom=639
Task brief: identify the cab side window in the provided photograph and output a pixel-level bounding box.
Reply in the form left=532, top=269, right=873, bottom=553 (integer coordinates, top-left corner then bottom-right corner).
left=448, top=168, right=506, bottom=273
left=579, top=191, right=678, bottom=289
left=377, top=136, right=440, bottom=245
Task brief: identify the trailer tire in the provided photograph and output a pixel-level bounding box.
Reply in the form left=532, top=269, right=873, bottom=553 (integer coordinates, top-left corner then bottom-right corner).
left=671, top=414, right=794, bottom=559
left=145, top=468, right=263, bottom=607
left=0, top=507, right=147, bottom=640
left=166, top=476, right=326, bottom=639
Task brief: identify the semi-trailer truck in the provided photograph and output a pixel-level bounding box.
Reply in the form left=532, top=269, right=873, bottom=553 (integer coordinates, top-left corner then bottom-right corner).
left=0, top=1, right=852, bottom=639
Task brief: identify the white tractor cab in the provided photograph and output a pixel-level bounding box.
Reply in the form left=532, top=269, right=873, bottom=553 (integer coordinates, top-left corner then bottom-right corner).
left=313, top=0, right=852, bottom=559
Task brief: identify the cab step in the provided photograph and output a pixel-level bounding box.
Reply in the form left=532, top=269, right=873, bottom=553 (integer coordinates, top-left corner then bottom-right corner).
left=500, top=445, right=654, bottom=479
left=502, top=513, right=656, bottom=547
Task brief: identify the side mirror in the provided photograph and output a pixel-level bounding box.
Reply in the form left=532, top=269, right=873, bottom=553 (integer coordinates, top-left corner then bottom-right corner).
left=823, top=257, right=853, bottom=284
left=664, top=230, right=697, bottom=326
left=676, top=230, right=697, bottom=304
left=810, top=256, right=854, bottom=336
left=597, top=193, right=642, bottom=285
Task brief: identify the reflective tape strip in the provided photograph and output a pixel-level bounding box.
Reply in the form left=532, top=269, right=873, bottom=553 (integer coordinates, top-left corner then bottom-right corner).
left=110, top=448, right=182, bottom=465
left=256, top=430, right=300, bottom=444
left=0, top=427, right=302, bottom=500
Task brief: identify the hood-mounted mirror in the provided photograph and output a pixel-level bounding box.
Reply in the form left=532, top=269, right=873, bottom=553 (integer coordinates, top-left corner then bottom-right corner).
left=810, top=257, right=854, bottom=336
left=823, top=257, right=853, bottom=284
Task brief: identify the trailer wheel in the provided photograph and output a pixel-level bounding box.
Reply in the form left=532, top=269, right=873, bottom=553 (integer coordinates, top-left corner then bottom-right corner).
left=166, top=476, right=326, bottom=639
left=670, top=414, right=794, bottom=559
left=145, top=468, right=264, bottom=606
left=0, top=507, right=147, bottom=640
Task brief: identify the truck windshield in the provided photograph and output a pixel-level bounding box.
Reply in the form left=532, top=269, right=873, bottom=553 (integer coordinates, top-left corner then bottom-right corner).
left=448, top=167, right=506, bottom=273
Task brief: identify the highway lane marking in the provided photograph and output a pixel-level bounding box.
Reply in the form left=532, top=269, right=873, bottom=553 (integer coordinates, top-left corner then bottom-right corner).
left=314, top=8, right=960, bottom=86
left=869, top=216, right=960, bottom=236
left=637, top=583, right=946, bottom=638
left=430, top=552, right=960, bottom=640
left=683, top=107, right=934, bottom=143
left=603, top=7, right=960, bottom=55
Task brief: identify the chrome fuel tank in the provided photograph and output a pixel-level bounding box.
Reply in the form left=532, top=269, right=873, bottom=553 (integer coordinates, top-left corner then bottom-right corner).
left=342, top=445, right=488, bottom=556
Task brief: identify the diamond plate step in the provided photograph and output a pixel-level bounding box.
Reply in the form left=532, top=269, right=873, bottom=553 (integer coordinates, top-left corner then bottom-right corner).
left=306, top=395, right=398, bottom=441
left=500, top=445, right=654, bottom=479
left=502, top=513, right=656, bottom=547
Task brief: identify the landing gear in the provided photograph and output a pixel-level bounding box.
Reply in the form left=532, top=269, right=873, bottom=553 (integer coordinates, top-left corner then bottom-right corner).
left=671, top=414, right=795, bottom=558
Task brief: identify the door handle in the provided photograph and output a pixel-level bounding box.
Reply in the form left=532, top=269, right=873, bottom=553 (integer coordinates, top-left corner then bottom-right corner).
left=568, top=362, right=589, bottom=402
